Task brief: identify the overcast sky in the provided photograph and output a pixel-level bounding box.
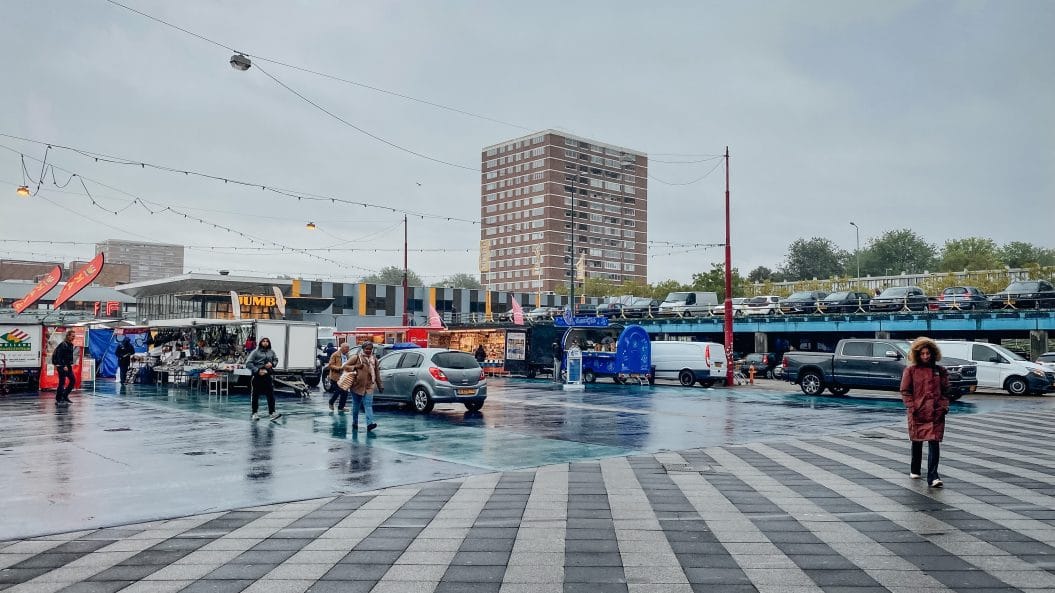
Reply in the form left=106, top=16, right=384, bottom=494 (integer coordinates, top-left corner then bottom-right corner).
left=3, top=0, right=1053, bottom=286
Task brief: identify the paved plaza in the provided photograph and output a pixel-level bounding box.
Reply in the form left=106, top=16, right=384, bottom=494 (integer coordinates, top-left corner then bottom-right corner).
left=2, top=380, right=1055, bottom=592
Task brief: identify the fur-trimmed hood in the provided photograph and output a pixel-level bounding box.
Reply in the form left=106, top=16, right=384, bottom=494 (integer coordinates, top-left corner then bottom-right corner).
left=908, top=337, right=942, bottom=365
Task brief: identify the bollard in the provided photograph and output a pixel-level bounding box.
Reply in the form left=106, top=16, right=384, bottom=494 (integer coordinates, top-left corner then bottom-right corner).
left=749, top=364, right=756, bottom=385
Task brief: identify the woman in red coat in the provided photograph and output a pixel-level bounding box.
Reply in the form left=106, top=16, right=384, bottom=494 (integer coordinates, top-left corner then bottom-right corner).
left=900, top=337, right=950, bottom=488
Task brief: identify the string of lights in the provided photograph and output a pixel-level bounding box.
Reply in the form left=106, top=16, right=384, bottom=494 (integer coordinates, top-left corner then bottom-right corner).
left=4, top=147, right=383, bottom=273
left=0, top=133, right=481, bottom=224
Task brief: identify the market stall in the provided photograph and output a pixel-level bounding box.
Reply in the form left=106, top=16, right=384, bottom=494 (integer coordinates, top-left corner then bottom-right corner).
left=428, top=328, right=527, bottom=376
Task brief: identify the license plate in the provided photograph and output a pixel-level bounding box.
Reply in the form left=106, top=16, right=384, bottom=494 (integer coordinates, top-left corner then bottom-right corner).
left=457, top=388, right=476, bottom=396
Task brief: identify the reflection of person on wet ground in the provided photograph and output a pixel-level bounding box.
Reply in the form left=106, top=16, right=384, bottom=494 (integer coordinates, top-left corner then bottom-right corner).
left=246, top=337, right=281, bottom=422
left=52, top=330, right=76, bottom=405
left=247, top=422, right=274, bottom=480
left=346, top=431, right=375, bottom=483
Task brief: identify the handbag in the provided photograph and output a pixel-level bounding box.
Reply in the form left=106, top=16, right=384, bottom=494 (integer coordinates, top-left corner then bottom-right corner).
left=337, top=370, right=356, bottom=391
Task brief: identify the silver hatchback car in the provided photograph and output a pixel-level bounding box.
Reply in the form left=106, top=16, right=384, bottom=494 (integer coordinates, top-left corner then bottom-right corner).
left=376, top=348, right=488, bottom=413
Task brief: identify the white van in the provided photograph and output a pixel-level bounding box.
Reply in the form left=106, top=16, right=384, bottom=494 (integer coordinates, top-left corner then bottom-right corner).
left=936, top=340, right=1054, bottom=396
left=658, top=292, right=719, bottom=316
left=650, top=340, right=727, bottom=387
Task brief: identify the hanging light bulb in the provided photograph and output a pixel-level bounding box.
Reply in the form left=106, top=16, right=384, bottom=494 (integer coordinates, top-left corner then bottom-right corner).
left=16, top=185, right=30, bottom=197
left=230, top=53, right=252, bottom=71
left=305, top=222, right=317, bottom=230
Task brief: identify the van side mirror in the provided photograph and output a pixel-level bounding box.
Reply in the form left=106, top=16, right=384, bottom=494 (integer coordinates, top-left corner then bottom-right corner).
left=885, top=350, right=900, bottom=359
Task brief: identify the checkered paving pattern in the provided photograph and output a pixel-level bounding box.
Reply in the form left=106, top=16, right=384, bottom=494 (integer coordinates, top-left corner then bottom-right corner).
left=3, top=409, right=1055, bottom=592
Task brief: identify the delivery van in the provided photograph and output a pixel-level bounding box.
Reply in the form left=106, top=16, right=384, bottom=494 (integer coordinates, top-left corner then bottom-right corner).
left=650, top=340, right=727, bottom=387
left=935, top=340, right=1054, bottom=396
left=658, top=292, right=719, bottom=316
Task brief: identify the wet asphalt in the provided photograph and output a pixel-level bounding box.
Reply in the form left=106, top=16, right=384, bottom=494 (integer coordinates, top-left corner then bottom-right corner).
left=1, top=377, right=1051, bottom=540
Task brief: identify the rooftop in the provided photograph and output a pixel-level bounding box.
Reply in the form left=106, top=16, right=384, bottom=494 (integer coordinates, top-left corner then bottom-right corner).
left=482, top=129, right=647, bottom=157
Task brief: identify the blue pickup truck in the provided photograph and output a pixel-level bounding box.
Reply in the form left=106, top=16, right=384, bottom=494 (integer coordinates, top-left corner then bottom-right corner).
left=782, top=338, right=977, bottom=399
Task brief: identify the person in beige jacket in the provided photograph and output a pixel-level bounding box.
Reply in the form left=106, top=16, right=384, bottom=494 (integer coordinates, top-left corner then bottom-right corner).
left=346, top=341, right=384, bottom=431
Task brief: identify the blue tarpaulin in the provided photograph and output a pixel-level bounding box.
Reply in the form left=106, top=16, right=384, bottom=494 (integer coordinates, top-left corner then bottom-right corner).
left=87, top=329, right=149, bottom=378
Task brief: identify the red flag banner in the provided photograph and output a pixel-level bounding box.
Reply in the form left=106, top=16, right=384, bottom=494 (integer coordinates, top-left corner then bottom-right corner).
left=52, top=253, right=105, bottom=309
left=13, top=265, right=62, bottom=314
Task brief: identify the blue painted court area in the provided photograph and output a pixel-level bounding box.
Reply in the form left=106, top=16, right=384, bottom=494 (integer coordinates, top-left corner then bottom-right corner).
left=1, top=378, right=1047, bottom=540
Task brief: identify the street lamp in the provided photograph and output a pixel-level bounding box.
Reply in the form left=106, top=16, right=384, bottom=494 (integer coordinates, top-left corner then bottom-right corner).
left=305, top=222, right=317, bottom=231
left=16, top=185, right=30, bottom=197
left=230, top=54, right=252, bottom=71
left=849, top=221, right=860, bottom=284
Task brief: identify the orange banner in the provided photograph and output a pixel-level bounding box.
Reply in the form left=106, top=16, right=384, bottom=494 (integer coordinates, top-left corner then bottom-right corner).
left=52, top=253, right=105, bottom=309
left=13, top=265, right=62, bottom=314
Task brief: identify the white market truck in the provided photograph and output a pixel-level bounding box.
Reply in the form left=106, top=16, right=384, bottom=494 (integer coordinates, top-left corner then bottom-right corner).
left=0, top=322, right=44, bottom=393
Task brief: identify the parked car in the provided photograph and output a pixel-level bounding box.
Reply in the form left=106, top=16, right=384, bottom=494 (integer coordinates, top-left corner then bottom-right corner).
left=819, top=291, right=872, bottom=313
left=376, top=348, right=487, bottom=413
left=741, top=352, right=777, bottom=379
left=1036, top=352, right=1055, bottom=371
left=868, top=286, right=929, bottom=312
left=936, top=340, right=1054, bottom=396
left=933, top=286, right=989, bottom=311
left=657, top=291, right=719, bottom=317
left=599, top=298, right=660, bottom=318
left=711, top=297, right=749, bottom=316
left=782, top=338, right=977, bottom=398
left=525, top=306, right=562, bottom=321
left=742, top=295, right=781, bottom=316
left=779, top=291, right=829, bottom=314
left=987, top=280, right=1055, bottom=309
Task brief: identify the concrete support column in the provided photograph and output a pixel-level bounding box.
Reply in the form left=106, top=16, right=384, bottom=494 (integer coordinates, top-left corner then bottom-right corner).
left=754, top=332, right=768, bottom=354
left=1030, top=330, right=1049, bottom=361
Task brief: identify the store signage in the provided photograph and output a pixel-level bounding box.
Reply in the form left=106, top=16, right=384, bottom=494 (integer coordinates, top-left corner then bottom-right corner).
left=92, top=301, right=122, bottom=317
left=53, top=253, right=105, bottom=308
left=555, top=316, right=609, bottom=328
left=0, top=328, right=33, bottom=352
left=12, top=264, right=62, bottom=314
left=238, top=295, right=278, bottom=307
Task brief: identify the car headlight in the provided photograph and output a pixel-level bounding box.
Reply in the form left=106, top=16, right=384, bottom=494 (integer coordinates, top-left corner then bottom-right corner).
left=1031, top=368, right=1046, bottom=378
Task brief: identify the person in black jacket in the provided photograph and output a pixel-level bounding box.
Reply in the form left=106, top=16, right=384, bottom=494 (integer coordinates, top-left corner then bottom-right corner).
left=115, top=337, right=135, bottom=385
left=52, top=330, right=76, bottom=404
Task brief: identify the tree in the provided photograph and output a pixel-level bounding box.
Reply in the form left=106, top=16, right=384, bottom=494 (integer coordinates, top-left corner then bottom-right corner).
left=650, top=279, right=687, bottom=300
left=690, top=263, right=746, bottom=301
left=859, top=229, right=936, bottom=276
left=747, top=266, right=773, bottom=283
left=1000, top=241, right=1055, bottom=268
left=939, top=237, right=1001, bottom=272
left=437, top=273, right=482, bottom=289
left=781, top=238, right=847, bottom=281
left=361, top=266, right=423, bottom=287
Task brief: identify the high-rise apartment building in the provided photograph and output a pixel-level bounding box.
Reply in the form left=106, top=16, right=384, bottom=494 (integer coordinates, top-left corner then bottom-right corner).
left=479, top=130, right=647, bottom=293
left=96, top=239, right=184, bottom=283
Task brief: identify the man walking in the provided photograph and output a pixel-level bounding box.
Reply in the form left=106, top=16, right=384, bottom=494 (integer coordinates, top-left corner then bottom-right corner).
left=347, top=341, right=383, bottom=432
left=115, top=336, right=134, bottom=385
left=52, top=330, right=76, bottom=404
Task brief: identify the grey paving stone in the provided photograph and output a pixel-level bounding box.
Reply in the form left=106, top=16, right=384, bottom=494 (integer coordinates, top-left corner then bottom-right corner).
left=565, top=552, right=624, bottom=567
left=565, top=539, right=619, bottom=553
left=320, top=563, right=391, bottom=580
left=441, top=565, right=507, bottom=583
left=340, top=550, right=404, bottom=565
left=450, top=551, right=510, bottom=566
left=86, top=564, right=159, bottom=581
left=304, top=582, right=375, bottom=593
left=457, top=539, right=515, bottom=552
left=55, top=582, right=135, bottom=593
left=11, top=553, right=82, bottom=569
left=250, top=538, right=314, bottom=551
left=564, top=566, right=628, bottom=583
left=203, top=562, right=275, bottom=580
left=562, top=582, right=629, bottom=593
left=433, top=581, right=500, bottom=593
left=178, top=580, right=256, bottom=593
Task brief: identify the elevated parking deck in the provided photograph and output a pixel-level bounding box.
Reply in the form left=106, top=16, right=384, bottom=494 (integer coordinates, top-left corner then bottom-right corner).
left=637, top=310, right=1055, bottom=334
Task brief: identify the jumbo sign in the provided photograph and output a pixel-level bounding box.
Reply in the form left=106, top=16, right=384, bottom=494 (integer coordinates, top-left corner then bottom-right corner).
left=238, top=295, right=278, bottom=308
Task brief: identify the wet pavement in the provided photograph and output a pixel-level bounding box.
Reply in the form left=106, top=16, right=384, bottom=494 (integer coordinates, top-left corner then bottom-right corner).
left=1, top=378, right=1052, bottom=541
